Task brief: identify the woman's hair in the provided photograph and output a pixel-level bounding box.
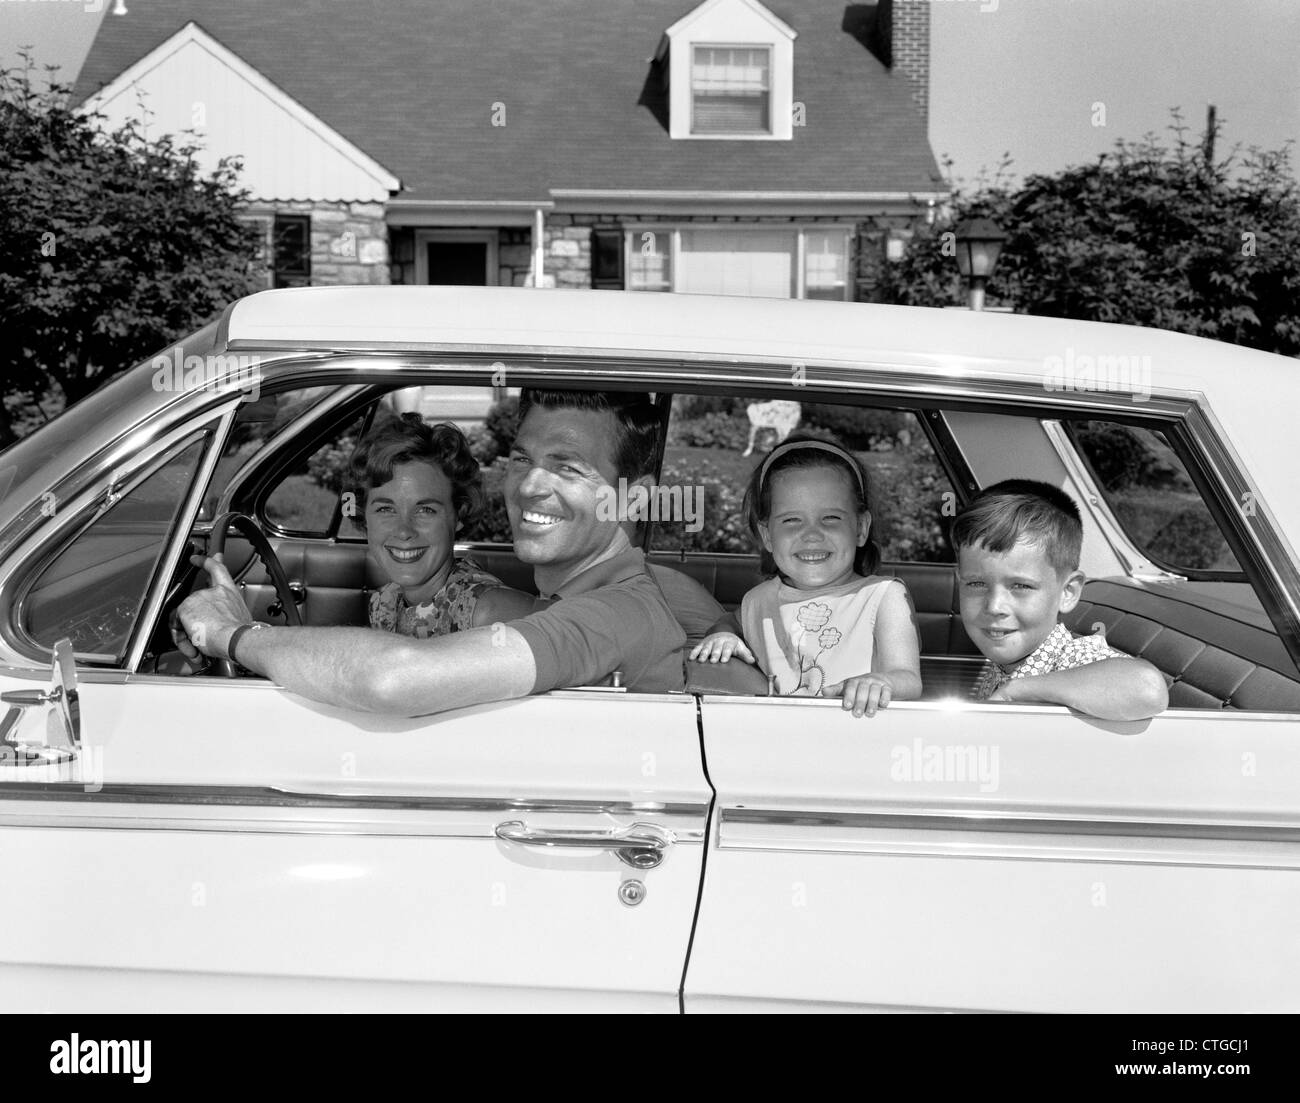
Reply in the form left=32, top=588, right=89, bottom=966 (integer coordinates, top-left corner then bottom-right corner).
left=347, top=413, right=484, bottom=529
left=742, top=434, right=881, bottom=577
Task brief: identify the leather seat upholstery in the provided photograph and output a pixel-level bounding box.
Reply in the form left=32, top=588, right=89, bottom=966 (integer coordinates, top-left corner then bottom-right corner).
left=1063, top=580, right=1300, bottom=711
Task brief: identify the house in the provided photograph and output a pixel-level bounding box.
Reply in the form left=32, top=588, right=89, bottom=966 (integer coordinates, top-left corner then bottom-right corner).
left=73, top=0, right=944, bottom=300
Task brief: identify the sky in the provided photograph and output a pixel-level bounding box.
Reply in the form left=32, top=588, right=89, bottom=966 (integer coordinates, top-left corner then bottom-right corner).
left=1, top=0, right=1297, bottom=188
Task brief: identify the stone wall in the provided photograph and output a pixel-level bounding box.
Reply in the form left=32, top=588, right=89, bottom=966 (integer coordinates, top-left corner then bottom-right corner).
left=247, top=200, right=389, bottom=286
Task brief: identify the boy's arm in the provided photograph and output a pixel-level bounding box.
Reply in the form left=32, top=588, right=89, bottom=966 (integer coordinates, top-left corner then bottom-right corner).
left=990, top=657, right=1169, bottom=720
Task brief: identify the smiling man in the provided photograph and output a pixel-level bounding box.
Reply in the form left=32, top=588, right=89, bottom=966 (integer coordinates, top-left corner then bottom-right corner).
left=176, top=390, right=686, bottom=716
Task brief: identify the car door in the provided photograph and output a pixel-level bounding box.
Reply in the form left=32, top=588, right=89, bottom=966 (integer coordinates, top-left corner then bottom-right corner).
left=0, top=681, right=706, bottom=1012
left=684, top=690, right=1300, bottom=1013
left=0, top=401, right=709, bottom=1012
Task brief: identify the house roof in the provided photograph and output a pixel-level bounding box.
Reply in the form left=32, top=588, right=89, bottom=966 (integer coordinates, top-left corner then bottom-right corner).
left=73, top=0, right=943, bottom=206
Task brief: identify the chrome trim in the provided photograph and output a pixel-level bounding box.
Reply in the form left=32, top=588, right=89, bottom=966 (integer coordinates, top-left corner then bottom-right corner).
left=1180, top=403, right=1300, bottom=664
left=211, top=383, right=365, bottom=522
left=0, top=781, right=710, bottom=817
left=4, top=425, right=221, bottom=667
left=0, top=789, right=709, bottom=842
left=721, top=806, right=1300, bottom=841
left=211, top=351, right=1208, bottom=419
left=495, top=819, right=675, bottom=869
left=125, top=411, right=235, bottom=672
left=1041, top=419, right=1182, bottom=581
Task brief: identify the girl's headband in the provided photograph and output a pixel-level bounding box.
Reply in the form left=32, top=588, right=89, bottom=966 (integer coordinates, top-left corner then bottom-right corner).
left=757, top=439, right=865, bottom=497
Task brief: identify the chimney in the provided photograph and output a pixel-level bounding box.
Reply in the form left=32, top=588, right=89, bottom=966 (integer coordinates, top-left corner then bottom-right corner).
left=876, top=0, right=930, bottom=126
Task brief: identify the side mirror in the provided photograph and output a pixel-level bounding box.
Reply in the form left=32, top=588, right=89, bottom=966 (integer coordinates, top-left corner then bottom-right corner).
left=0, top=638, right=80, bottom=766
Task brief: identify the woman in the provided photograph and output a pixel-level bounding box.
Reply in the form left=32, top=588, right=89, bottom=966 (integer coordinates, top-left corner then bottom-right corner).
left=350, top=413, right=535, bottom=635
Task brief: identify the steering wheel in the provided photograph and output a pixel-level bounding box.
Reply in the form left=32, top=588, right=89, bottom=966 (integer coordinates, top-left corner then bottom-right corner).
left=205, top=512, right=303, bottom=677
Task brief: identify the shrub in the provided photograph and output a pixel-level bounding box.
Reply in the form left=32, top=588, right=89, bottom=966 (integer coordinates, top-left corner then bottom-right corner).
left=484, top=395, right=519, bottom=455
left=462, top=457, right=513, bottom=543
left=1144, top=509, right=1228, bottom=570
left=465, top=423, right=500, bottom=465
left=672, top=394, right=747, bottom=420
left=305, top=433, right=357, bottom=493
left=651, top=456, right=752, bottom=554
left=1074, top=423, right=1159, bottom=490
left=868, top=449, right=953, bottom=563
left=800, top=404, right=911, bottom=451
left=668, top=412, right=750, bottom=451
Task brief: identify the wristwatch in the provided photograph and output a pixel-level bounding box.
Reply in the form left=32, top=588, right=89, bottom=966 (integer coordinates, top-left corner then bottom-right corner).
left=227, top=621, right=268, bottom=668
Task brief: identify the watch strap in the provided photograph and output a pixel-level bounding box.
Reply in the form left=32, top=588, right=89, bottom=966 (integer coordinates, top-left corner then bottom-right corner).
left=228, top=622, right=264, bottom=668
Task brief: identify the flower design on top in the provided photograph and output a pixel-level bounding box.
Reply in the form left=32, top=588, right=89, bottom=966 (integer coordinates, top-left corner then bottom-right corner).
left=796, top=602, right=832, bottom=631
left=818, top=627, right=842, bottom=649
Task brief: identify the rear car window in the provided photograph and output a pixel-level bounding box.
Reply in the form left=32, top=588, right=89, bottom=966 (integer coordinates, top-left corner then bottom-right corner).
left=1069, top=420, right=1241, bottom=574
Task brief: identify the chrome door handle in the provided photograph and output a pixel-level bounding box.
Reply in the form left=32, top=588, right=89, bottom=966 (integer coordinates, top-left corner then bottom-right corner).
left=494, top=820, right=674, bottom=869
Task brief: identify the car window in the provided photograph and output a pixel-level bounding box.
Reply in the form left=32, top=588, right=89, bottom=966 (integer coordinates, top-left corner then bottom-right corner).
left=265, top=409, right=370, bottom=534
left=201, top=386, right=338, bottom=521
left=1068, top=420, right=1241, bottom=573
left=655, top=396, right=956, bottom=561
left=256, top=384, right=516, bottom=544
left=22, top=433, right=209, bottom=663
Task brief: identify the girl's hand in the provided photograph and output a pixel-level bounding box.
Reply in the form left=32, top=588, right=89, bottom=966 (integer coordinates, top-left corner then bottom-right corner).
left=825, top=673, right=894, bottom=718
left=690, top=632, right=756, bottom=664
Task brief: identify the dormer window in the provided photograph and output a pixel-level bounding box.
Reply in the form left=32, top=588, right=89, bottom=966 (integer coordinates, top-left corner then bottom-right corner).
left=661, top=0, right=795, bottom=141
left=691, top=45, right=771, bottom=135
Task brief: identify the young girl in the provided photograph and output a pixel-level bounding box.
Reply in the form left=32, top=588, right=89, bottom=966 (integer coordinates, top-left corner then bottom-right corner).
left=350, top=414, right=536, bottom=636
left=690, top=436, right=922, bottom=717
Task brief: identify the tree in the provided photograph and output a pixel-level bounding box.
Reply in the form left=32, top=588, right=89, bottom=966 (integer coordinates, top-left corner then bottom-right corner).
left=0, top=58, right=263, bottom=447
left=874, top=119, right=1300, bottom=357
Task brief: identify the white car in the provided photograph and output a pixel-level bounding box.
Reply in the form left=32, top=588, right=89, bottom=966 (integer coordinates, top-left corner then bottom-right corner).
left=1, top=286, right=1297, bottom=1012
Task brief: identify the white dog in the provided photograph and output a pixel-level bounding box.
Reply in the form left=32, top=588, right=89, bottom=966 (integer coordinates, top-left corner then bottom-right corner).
left=742, top=400, right=801, bottom=456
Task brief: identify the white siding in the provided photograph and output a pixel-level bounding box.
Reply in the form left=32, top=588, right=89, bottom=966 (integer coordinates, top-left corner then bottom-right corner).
left=85, top=28, right=397, bottom=203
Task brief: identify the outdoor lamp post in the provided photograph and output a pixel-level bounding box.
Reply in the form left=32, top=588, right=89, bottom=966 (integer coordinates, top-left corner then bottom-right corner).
left=953, top=218, right=1008, bottom=311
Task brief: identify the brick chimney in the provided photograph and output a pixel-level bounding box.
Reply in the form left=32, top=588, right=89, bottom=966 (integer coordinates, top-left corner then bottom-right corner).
left=875, top=0, right=930, bottom=125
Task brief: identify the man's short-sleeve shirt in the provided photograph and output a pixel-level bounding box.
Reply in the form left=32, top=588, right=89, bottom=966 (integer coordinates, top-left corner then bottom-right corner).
left=974, top=622, right=1128, bottom=700
left=511, top=548, right=686, bottom=694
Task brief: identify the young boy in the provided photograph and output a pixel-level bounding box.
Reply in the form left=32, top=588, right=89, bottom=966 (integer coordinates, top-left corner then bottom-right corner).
left=952, top=479, right=1168, bottom=721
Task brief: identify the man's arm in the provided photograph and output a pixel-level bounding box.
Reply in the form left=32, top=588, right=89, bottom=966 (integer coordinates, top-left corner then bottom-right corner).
left=991, top=657, right=1169, bottom=721
left=178, top=556, right=536, bottom=716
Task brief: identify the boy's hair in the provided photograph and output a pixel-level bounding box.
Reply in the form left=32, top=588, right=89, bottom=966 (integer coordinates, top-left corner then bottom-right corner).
left=517, top=389, right=661, bottom=481
left=348, top=413, right=484, bottom=528
left=742, top=434, right=881, bottom=578
left=951, top=479, right=1083, bottom=576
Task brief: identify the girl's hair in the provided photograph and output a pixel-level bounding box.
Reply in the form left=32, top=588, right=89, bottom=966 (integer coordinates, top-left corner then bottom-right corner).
left=742, top=435, right=881, bottom=578
left=347, top=413, right=484, bottom=529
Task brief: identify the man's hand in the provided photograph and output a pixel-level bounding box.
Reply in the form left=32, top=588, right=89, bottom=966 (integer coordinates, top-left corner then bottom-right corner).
left=690, top=631, right=756, bottom=664
left=173, top=553, right=252, bottom=661
left=826, top=672, right=895, bottom=718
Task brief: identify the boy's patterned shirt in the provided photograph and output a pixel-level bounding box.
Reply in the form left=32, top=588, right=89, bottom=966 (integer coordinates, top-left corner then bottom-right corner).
left=974, top=622, right=1127, bottom=700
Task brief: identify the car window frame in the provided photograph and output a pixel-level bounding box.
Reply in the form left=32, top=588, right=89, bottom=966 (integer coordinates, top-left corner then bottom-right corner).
left=103, top=353, right=1300, bottom=701
left=4, top=417, right=229, bottom=670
